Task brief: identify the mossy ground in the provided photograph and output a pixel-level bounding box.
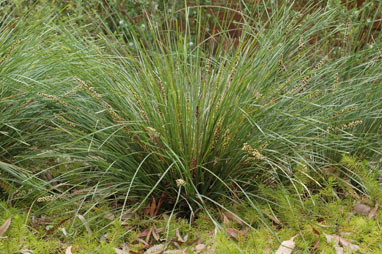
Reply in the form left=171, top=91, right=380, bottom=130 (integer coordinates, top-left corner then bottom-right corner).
left=1, top=1, right=382, bottom=253
left=1, top=188, right=381, bottom=254
left=1, top=157, right=381, bottom=253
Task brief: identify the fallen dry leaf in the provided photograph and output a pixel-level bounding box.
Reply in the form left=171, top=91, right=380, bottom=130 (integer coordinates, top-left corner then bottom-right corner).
left=65, top=246, right=72, bottom=254
left=176, top=228, right=185, bottom=243
left=164, top=250, right=187, bottom=254
left=214, top=226, right=218, bottom=237
left=324, top=233, right=359, bottom=254
left=100, top=233, right=108, bottom=242
left=121, top=209, right=134, bottom=220
left=194, top=244, right=206, bottom=253
left=162, top=213, right=170, bottom=221
left=222, top=212, right=230, bottom=224
left=121, top=221, right=130, bottom=227
left=221, top=211, right=244, bottom=225
left=264, top=242, right=271, bottom=254
left=19, top=250, right=34, bottom=254
left=275, top=235, right=297, bottom=254
left=77, top=214, right=92, bottom=236
left=42, top=217, right=72, bottom=238
left=144, top=244, right=166, bottom=254
left=225, top=227, right=247, bottom=241
left=311, top=227, right=320, bottom=253
left=226, top=228, right=240, bottom=240
left=138, top=229, right=151, bottom=238
left=144, top=197, right=157, bottom=217
left=150, top=197, right=157, bottom=217
left=347, top=200, right=379, bottom=222
left=155, top=193, right=166, bottom=216
left=339, top=237, right=359, bottom=250
left=145, top=226, right=153, bottom=243
left=353, top=201, right=371, bottom=216
left=104, top=213, right=115, bottom=220
left=173, top=241, right=181, bottom=249
left=188, top=237, right=202, bottom=246
left=152, top=226, right=160, bottom=241
left=0, top=218, right=11, bottom=237
left=263, top=211, right=281, bottom=225
left=137, top=238, right=150, bottom=247
left=368, top=202, right=379, bottom=219
left=61, top=227, right=67, bottom=237
left=114, top=248, right=128, bottom=254
left=324, top=234, right=343, bottom=254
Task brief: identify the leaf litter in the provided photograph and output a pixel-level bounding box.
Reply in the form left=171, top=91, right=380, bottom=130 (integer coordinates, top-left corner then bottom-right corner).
left=65, top=246, right=72, bottom=254
left=77, top=214, right=92, bottom=236
left=275, top=235, right=297, bottom=254
left=324, top=233, right=359, bottom=254
left=347, top=200, right=379, bottom=222
left=0, top=218, right=11, bottom=237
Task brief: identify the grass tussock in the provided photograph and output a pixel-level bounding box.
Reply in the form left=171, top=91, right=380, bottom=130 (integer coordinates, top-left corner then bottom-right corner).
left=0, top=1, right=381, bottom=251
left=23, top=1, right=382, bottom=222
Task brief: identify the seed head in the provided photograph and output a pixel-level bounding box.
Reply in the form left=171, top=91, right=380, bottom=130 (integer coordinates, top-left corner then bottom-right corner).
left=37, top=194, right=60, bottom=202
left=340, top=120, right=363, bottom=130
left=176, top=179, right=186, bottom=187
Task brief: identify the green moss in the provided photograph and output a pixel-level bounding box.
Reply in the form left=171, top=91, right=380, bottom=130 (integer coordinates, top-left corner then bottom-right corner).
left=2, top=179, right=382, bottom=253
left=215, top=232, right=242, bottom=254
left=0, top=204, right=61, bottom=253
left=193, top=211, right=216, bottom=231
left=346, top=215, right=382, bottom=252
left=340, top=155, right=382, bottom=204
left=244, top=228, right=274, bottom=253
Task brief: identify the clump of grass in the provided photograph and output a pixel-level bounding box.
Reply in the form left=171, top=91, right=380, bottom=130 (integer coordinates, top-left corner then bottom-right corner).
left=1, top=0, right=379, bottom=236
left=0, top=11, right=47, bottom=197
left=27, top=1, right=381, bottom=230
left=0, top=2, right=380, bottom=253
left=0, top=4, right=93, bottom=200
